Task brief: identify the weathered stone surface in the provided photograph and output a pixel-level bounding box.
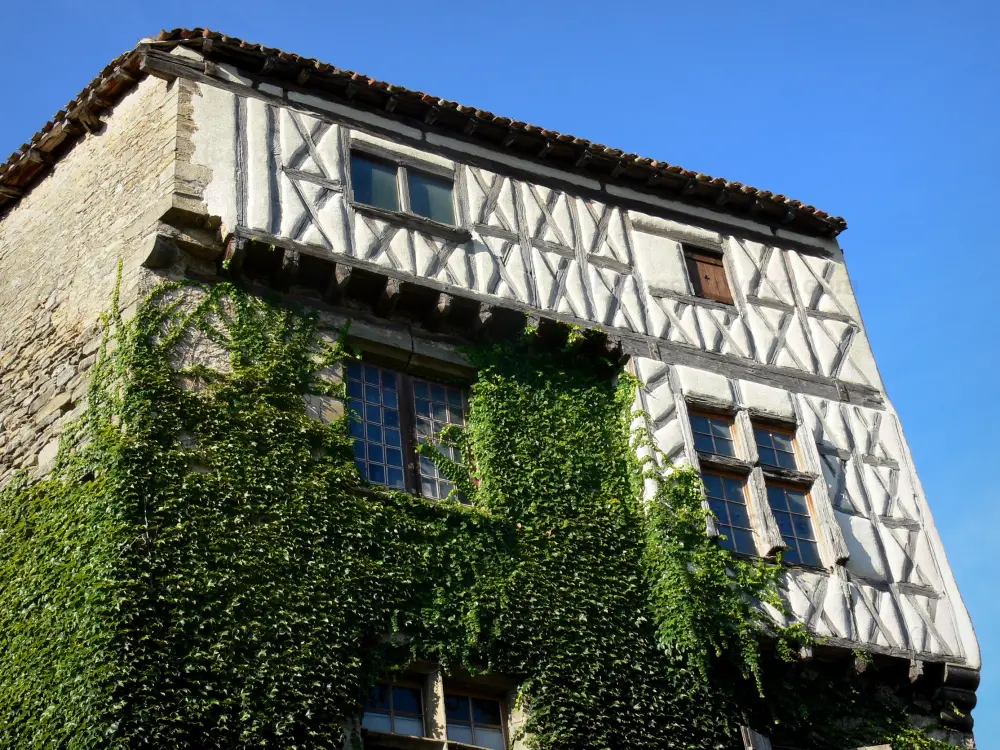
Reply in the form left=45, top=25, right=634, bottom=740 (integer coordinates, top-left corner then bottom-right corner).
left=0, top=74, right=182, bottom=481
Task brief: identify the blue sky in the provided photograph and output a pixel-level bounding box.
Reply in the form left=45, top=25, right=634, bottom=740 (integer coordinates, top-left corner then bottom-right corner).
left=1, top=0, right=996, bottom=742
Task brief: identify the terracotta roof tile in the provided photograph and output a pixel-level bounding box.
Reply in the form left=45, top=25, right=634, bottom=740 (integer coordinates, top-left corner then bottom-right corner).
left=0, top=28, right=847, bottom=236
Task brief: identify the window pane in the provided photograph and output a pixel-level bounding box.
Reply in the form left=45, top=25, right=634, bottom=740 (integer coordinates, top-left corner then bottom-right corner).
left=766, top=485, right=786, bottom=510
left=772, top=432, right=795, bottom=452
left=759, top=448, right=778, bottom=467
left=708, top=499, right=729, bottom=523
left=728, top=502, right=750, bottom=528
left=777, top=450, right=798, bottom=470
left=709, top=419, right=731, bottom=439
left=472, top=698, right=502, bottom=725
left=352, top=154, right=399, bottom=211
left=786, top=490, right=809, bottom=514
left=408, top=170, right=456, bottom=225
left=445, top=694, right=471, bottom=724
left=362, top=712, right=392, bottom=733
left=721, top=477, right=744, bottom=501
left=393, top=686, right=422, bottom=716
left=731, top=528, right=755, bottom=554
left=447, top=724, right=475, bottom=744
left=753, top=427, right=770, bottom=446
left=701, top=473, right=723, bottom=498
left=413, top=377, right=468, bottom=500
left=367, top=684, right=390, bottom=711
left=350, top=364, right=404, bottom=490
left=690, top=415, right=711, bottom=435
left=475, top=726, right=506, bottom=750
left=715, top=436, right=736, bottom=457
left=393, top=716, right=424, bottom=737
left=798, top=540, right=822, bottom=567
left=774, top=511, right=794, bottom=536
left=717, top=525, right=736, bottom=551
left=784, top=542, right=801, bottom=565
left=693, top=433, right=715, bottom=453
left=791, top=514, right=815, bottom=540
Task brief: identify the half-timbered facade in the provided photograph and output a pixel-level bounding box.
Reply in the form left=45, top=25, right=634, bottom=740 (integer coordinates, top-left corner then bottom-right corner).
left=0, top=28, right=980, bottom=748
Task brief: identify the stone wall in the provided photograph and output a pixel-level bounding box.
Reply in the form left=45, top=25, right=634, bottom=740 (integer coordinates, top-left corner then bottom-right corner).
left=0, top=74, right=180, bottom=482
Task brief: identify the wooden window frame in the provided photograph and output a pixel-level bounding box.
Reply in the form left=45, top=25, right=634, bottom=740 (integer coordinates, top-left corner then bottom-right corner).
left=347, top=359, right=470, bottom=502
left=443, top=688, right=508, bottom=749
left=683, top=245, right=735, bottom=306
left=348, top=142, right=463, bottom=234
left=688, top=409, right=741, bottom=460
left=763, top=480, right=824, bottom=569
left=700, top=468, right=758, bottom=557
left=752, top=421, right=800, bottom=472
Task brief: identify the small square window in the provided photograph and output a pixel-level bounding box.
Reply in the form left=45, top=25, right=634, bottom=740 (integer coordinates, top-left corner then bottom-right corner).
left=689, top=413, right=736, bottom=458
left=351, top=153, right=400, bottom=212
left=766, top=485, right=821, bottom=567
left=702, top=471, right=755, bottom=555
left=363, top=683, right=425, bottom=737
left=754, top=425, right=798, bottom=470
left=408, top=169, right=456, bottom=225
left=445, top=693, right=505, bottom=749
left=684, top=247, right=734, bottom=305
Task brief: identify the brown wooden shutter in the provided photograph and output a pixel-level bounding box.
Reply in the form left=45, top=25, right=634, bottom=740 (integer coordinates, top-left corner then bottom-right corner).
left=685, top=249, right=734, bottom=305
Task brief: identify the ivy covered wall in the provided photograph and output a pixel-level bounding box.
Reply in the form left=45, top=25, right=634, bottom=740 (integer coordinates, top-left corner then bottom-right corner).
left=0, top=280, right=957, bottom=749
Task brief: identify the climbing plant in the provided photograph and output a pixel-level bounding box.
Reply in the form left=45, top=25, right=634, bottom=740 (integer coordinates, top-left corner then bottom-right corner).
left=0, top=279, right=956, bottom=749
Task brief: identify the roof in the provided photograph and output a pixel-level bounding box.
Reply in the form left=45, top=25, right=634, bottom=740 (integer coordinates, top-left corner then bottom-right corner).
left=0, top=28, right=848, bottom=237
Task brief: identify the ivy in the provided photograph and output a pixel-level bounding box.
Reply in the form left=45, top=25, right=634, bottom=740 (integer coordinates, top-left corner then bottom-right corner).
left=0, top=280, right=957, bottom=749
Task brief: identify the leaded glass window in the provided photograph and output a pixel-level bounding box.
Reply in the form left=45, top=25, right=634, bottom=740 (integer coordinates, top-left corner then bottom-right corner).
left=347, top=362, right=405, bottom=490
left=690, top=413, right=736, bottom=457
left=346, top=362, right=467, bottom=500
left=445, top=693, right=505, bottom=750
left=703, top=472, right=755, bottom=555
left=413, top=378, right=466, bottom=500
left=767, top=485, right=821, bottom=567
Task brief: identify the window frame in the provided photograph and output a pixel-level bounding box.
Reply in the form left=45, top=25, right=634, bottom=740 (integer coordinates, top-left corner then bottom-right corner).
left=764, top=480, right=824, bottom=569
left=688, top=409, right=740, bottom=460
left=348, top=141, right=466, bottom=236
left=752, top=421, right=800, bottom=472
left=700, top=468, right=758, bottom=557
left=362, top=680, right=428, bottom=739
left=346, top=359, right=470, bottom=502
left=443, top=689, right=508, bottom=750
left=683, top=244, right=735, bottom=306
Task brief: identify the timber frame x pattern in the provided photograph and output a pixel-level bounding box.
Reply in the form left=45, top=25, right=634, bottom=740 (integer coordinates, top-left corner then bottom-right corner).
left=213, top=81, right=880, bottom=407
left=0, top=27, right=979, bottom=734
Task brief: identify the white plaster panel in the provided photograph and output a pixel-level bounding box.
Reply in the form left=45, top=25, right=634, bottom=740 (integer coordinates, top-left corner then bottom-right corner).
left=190, top=83, right=238, bottom=235
left=840, top=513, right=886, bottom=579
left=258, top=82, right=283, bottom=97
left=631, top=229, right=688, bottom=293
left=675, top=365, right=732, bottom=405
left=245, top=97, right=273, bottom=233
left=739, top=380, right=794, bottom=418
left=351, top=129, right=454, bottom=170
left=287, top=91, right=423, bottom=140
left=629, top=213, right=722, bottom=249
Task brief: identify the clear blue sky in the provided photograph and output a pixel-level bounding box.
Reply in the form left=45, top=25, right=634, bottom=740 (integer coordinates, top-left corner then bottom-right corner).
left=1, top=0, right=996, bottom=742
